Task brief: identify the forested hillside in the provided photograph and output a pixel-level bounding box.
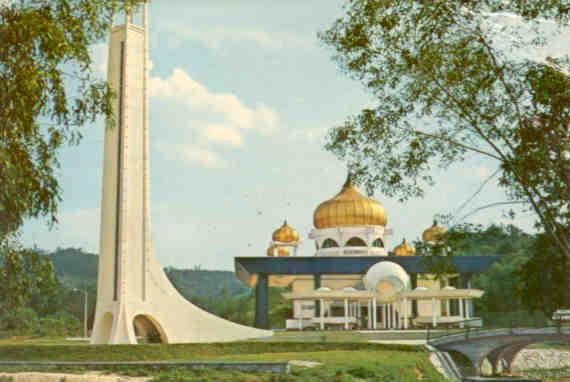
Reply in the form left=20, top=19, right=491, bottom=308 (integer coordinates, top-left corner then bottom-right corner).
left=48, top=248, right=249, bottom=300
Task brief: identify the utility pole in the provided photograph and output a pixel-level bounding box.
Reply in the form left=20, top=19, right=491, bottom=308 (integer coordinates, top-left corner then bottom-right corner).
left=73, top=288, right=89, bottom=339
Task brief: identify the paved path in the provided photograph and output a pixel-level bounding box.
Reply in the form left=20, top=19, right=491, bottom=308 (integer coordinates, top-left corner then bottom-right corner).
left=0, top=360, right=289, bottom=373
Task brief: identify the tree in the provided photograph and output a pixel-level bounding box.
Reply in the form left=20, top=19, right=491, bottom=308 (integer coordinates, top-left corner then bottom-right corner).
left=518, top=233, right=567, bottom=316
left=0, top=241, right=57, bottom=313
left=0, top=0, right=140, bottom=242
left=319, top=1, right=570, bottom=305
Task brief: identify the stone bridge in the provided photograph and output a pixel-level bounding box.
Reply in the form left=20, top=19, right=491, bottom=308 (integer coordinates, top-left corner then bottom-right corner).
left=429, top=327, right=570, bottom=376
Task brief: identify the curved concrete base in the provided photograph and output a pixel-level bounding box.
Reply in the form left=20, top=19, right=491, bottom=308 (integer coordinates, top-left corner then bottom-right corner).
left=91, top=252, right=271, bottom=344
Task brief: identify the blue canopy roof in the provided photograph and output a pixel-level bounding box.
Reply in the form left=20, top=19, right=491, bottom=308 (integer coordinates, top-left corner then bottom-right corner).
left=234, top=255, right=501, bottom=284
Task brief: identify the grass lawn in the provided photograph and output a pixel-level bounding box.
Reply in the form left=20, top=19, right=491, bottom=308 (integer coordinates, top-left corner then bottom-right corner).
left=528, top=341, right=570, bottom=351
left=0, top=338, right=447, bottom=382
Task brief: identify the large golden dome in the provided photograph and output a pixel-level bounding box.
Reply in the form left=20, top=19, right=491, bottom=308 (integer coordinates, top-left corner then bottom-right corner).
left=313, top=174, right=387, bottom=229
left=393, top=238, right=415, bottom=256
left=422, top=220, right=445, bottom=242
left=272, top=220, right=299, bottom=243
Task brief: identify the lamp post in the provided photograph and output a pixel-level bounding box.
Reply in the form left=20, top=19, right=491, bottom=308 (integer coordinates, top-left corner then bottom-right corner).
left=73, top=288, right=88, bottom=339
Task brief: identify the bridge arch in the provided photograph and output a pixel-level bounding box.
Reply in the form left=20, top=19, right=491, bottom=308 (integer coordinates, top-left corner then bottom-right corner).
left=432, top=329, right=570, bottom=377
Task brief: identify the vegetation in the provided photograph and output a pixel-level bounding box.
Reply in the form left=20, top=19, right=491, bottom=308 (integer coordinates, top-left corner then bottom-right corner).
left=319, top=0, right=570, bottom=308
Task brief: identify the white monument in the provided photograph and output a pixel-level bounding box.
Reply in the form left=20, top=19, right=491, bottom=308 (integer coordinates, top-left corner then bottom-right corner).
left=90, top=2, right=271, bottom=344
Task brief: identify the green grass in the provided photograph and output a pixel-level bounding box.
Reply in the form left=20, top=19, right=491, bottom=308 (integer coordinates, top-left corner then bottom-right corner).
left=528, top=341, right=570, bottom=351
left=255, top=330, right=431, bottom=343
left=0, top=340, right=447, bottom=382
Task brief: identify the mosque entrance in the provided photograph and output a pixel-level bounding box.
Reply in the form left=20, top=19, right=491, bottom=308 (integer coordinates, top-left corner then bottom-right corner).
left=133, top=315, right=166, bottom=344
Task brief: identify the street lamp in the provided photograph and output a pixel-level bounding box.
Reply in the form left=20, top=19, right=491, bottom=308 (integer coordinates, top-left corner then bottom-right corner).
left=72, top=288, right=88, bottom=339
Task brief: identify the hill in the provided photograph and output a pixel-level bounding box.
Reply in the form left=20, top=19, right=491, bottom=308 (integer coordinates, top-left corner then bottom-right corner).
left=47, top=248, right=249, bottom=300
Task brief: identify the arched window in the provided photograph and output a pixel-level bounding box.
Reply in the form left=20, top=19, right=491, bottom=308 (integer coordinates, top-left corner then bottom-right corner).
left=372, top=238, right=384, bottom=248
left=322, top=238, right=339, bottom=248
left=345, top=237, right=367, bottom=247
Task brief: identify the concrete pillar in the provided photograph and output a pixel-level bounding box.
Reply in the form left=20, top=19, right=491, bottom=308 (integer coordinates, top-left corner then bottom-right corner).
left=367, top=300, right=372, bottom=329
left=383, top=305, right=387, bottom=329
left=391, top=303, right=396, bottom=329
left=320, top=298, right=324, bottom=330
left=344, top=299, right=349, bottom=330
left=411, top=274, right=418, bottom=317
left=459, top=298, right=464, bottom=328
left=314, top=274, right=321, bottom=317
left=403, top=298, right=409, bottom=329
left=372, top=297, right=378, bottom=330
left=432, top=297, right=437, bottom=328
left=254, top=273, right=269, bottom=329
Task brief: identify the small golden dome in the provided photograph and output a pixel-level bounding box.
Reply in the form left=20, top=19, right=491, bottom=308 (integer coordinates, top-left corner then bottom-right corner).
left=313, top=174, right=387, bottom=229
left=272, top=220, right=299, bottom=243
left=393, top=238, right=415, bottom=256
left=266, top=244, right=275, bottom=257
left=276, top=246, right=290, bottom=257
left=422, top=220, right=445, bottom=242
left=266, top=244, right=291, bottom=257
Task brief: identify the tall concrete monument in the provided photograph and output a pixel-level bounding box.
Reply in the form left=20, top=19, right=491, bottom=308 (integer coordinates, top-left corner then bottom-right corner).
left=90, top=2, right=271, bottom=344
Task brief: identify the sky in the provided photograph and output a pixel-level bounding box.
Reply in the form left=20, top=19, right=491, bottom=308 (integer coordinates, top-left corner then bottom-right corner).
left=19, top=1, right=570, bottom=271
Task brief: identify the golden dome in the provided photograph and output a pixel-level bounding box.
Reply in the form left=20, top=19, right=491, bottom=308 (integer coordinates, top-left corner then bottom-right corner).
left=272, top=220, right=299, bottom=243
left=276, top=246, right=291, bottom=257
left=422, top=220, right=445, bottom=242
left=266, top=244, right=275, bottom=257
left=393, top=238, right=415, bottom=256
left=266, top=244, right=291, bottom=257
left=313, top=174, right=387, bottom=229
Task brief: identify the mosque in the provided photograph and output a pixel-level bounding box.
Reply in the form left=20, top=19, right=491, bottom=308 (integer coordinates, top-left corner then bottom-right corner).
left=235, top=175, right=498, bottom=330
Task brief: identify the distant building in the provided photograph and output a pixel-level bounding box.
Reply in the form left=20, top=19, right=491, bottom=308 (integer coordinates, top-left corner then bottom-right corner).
left=235, top=175, right=497, bottom=330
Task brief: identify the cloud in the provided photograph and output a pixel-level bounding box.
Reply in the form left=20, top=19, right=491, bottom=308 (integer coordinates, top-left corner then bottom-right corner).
left=150, top=68, right=279, bottom=167
left=203, top=124, right=244, bottom=147
left=157, top=143, right=227, bottom=168
left=166, top=25, right=313, bottom=52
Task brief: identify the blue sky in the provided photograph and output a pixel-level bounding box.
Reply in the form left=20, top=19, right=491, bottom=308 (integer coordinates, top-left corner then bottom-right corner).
left=20, top=1, right=569, bottom=270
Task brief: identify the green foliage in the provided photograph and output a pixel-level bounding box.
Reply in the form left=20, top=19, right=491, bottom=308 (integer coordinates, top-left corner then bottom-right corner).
left=34, top=312, right=81, bottom=337
left=0, top=0, right=140, bottom=241
left=0, top=242, right=57, bottom=312
left=319, top=0, right=570, bottom=291
left=518, top=233, right=568, bottom=315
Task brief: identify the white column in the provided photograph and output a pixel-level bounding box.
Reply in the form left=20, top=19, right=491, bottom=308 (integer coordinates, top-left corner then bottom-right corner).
left=367, top=300, right=372, bottom=329
left=387, top=304, right=391, bottom=329
left=320, top=299, right=324, bottom=330
left=382, top=305, right=387, bottom=329
left=344, top=299, right=349, bottom=330
left=445, top=299, right=450, bottom=317
left=466, top=299, right=471, bottom=319
left=372, top=297, right=378, bottom=330
left=459, top=298, right=464, bottom=328
left=404, top=298, right=408, bottom=329
left=432, top=297, right=437, bottom=328
left=391, top=303, right=396, bottom=329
